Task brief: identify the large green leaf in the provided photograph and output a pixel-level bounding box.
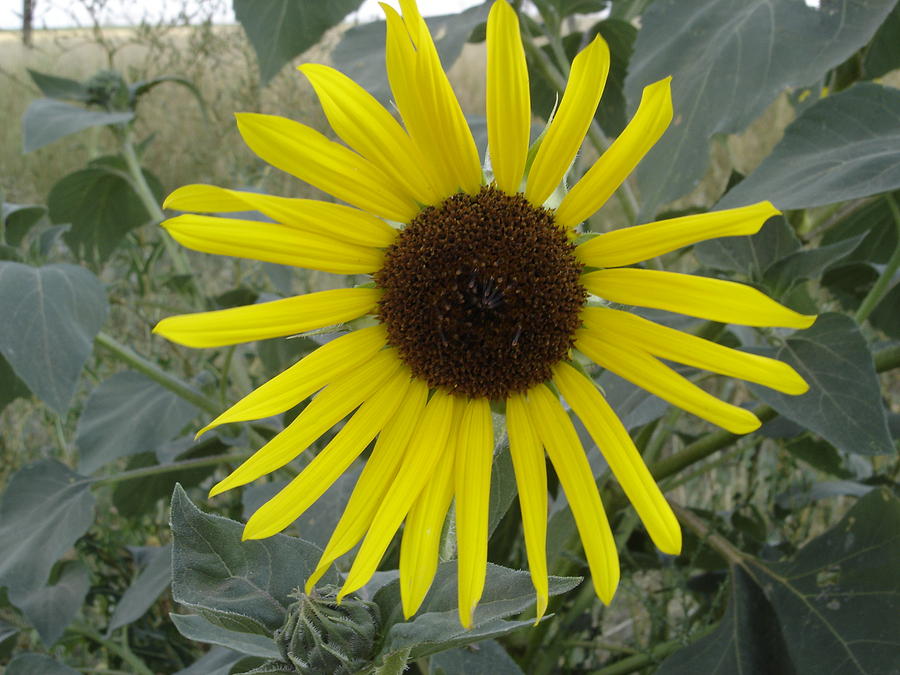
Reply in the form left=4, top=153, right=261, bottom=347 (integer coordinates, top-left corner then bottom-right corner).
left=374, top=562, right=581, bottom=662
left=430, top=639, right=525, bottom=674
left=720, top=84, right=900, bottom=210
left=2, top=201, right=46, bottom=248
left=8, top=561, right=90, bottom=646
left=625, top=0, right=896, bottom=218
left=0, top=461, right=95, bottom=592
left=170, top=613, right=281, bottom=659
left=863, top=2, right=900, bottom=78
left=0, top=262, right=108, bottom=414
left=660, top=488, right=900, bottom=673
left=49, top=161, right=162, bottom=264
left=233, top=0, right=364, bottom=85
left=21, top=98, right=133, bottom=153
left=170, top=485, right=337, bottom=635
left=107, top=543, right=173, bottom=634
left=751, top=313, right=894, bottom=456
left=588, top=19, right=636, bottom=137
left=332, top=2, right=491, bottom=101
left=696, top=216, right=800, bottom=279
left=76, top=371, right=199, bottom=475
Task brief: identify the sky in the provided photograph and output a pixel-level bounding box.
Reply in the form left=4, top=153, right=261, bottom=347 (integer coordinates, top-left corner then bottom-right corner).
left=0, top=0, right=485, bottom=30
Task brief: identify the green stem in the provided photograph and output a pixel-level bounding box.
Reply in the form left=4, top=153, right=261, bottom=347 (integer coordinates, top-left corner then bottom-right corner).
left=650, top=405, right=776, bottom=481
left=94, top=331, right=222, bottom=417
left=875, top=343, right=900, bottom=372
left=68, top=623, right=154, bottom=675
left=588, top=624, right=717, bottom=675
left=92, top=449, right=249, bottom=487
left=372, top=648, right=411, bottom=675
left=855, top=193, right=900, bottom=323
left=120, top=128, right=193, bottom=279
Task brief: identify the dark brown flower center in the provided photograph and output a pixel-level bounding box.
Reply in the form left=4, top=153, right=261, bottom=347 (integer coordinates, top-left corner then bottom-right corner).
left=375, top=186, right=586, bottom=400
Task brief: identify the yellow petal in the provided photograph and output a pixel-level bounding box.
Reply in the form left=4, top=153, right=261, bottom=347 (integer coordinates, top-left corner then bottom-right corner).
left=243, top=366, right=411, bottom=540
left=235, top=113, right=419, bottom=222
left=577, top=201, right=779, bottom=268
left=298, top=64, right=442, bottom=206
left=582, top=268, right=817, bottom=329
left=164, top=184, right=398, bottom=248
left=383, top=4, right=482, bottom=198
left=154, top=287, right=381, bottom=348
left=305, top=378, right=429, bottom=593
left=576, top=331, right=761, bottom=434
left=208, top=349, right=402, bottom=496
left=339, top=390, right=460, bottom=601
left=525, top=36, right=610, bottom=206
left=556, top=78, right=672, bottom=227
left=582, top=307, right=808, bottom=395
left=454, top=397, right=493, bottom=628
left=486, top=0, right=530, bottom=195
left=162, top=214, right=383, bottom=274
left=553, top=362, right=680, bottom=555
left=399, top=436, right=455, bottom=618
left=197, top=325, right=388, bottom=437
left=506, top=393, right=549, bottom=622
left=525, top=384, right=619, bottom=604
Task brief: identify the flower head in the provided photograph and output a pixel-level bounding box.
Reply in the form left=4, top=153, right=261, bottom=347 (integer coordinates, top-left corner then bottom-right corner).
left=156, top=0, right=814, bottom=628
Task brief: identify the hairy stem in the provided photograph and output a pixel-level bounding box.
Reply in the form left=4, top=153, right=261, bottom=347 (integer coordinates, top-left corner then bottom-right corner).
left=94, top=331, right=222, bottom=417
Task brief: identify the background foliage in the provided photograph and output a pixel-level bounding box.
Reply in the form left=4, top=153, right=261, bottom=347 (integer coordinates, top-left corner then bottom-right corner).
left=1, top=0, right=899, bottom=672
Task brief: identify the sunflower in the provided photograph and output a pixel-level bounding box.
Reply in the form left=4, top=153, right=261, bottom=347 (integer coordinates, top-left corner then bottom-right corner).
left=155, top=0, right=814, bottom=628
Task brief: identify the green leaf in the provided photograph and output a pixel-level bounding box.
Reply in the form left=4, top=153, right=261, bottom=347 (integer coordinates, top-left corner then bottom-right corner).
left=76, top=371, right=199, bottom=475
left=174, top=647, right=247, bottom=675
left=374, top=562, right=580, bottom=661
left=661, top=489, right=900, bottom=673
left=234, top=0, right=364, bottom=85
left=0, top=262, right=108, bottom=414
left=8, top=561, right=90, bottom=646
left=27, top=69, right=90, bottom=101
left=0, top=353, right=29, bottom=413
left=626, top=0, right=896, bottom=218
left=170, top=613, right=281, bottom=659
left=588, top=19, right=636, bottom=137
left=5, top=653, right=80, bottom=675
left=430, top=639, right=525, bottom=675
left=21, top=98, right=133, bottom=153
left=751, top=313, right=894, bottom=456
left=2, top=202, right=46, bottom=247
left=695, top=215, right=800, bottom=279
left=720, top=84, right=900, bottom=210
left=49, top=161, right=163, bottom=264
left=820, top=190, right=899, bottom=266
left=332, top=2, right=491, bottom=101
left=863, top=3, right=900, bottom=79
left=170, top=484, right=337, bottom=635
left=0, top=460, right=95, bottom=592
left=762, top=234, right=864, bottom=295
left=107, top=543, right=173, bottom=634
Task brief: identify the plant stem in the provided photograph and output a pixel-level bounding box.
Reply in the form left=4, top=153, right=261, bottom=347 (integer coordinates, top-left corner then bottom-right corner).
left=94, top=331, right=222, bottom=417
left=855, top=193, right=900, bottom=323
left=373, top=648, right=411, bottom=675
left=588, top=623, right=717, bottom=675
left=119, top=128, right=193, bottom=279
left=649, top=405, right=776, bottom=481
left=68, top=623, right=154, bottom=675
left=92, top=449, right=249, bottom=487
left=875, top=343, right=900, bottom=372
